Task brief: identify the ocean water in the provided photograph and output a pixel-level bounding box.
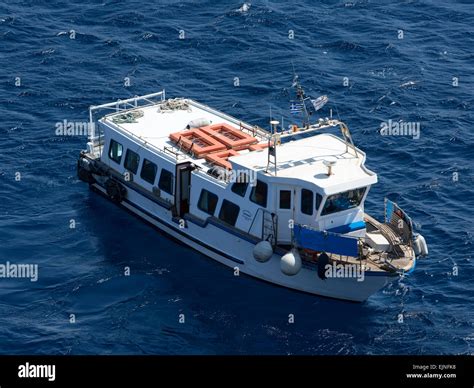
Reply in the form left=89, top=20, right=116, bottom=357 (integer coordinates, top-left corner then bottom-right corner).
left=0, top=0, right=473, bottom=355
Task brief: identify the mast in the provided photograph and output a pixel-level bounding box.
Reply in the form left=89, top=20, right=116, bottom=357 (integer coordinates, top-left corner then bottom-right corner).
left=290, top=65, right=313, bottom=128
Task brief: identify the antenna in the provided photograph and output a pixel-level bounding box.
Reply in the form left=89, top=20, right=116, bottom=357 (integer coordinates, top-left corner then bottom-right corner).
left=269, top=106, right=273, bottom=133
left=291, top=60, right=297, bottom=84
left=290, top=66, right=311, bottom=128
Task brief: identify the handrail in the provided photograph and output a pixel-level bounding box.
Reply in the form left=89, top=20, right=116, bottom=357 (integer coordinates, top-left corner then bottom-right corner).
left=276, top=119, right=359, bottom=158
left=261, top=119, right=360, bottom=177
left=187, top=100, right=270, bottom=141
left=247, top=207, right=278, bottom=246
left=88, top=90, right=166, bottom=141
left=162, top=146, right=188, bottom=161
left=247, top=207, right=265, bottom=235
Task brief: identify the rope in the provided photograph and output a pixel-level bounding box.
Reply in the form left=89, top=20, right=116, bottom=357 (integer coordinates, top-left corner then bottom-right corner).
left=111, top=110, right=144, bottom=124
left=158, top=98, right=191, bottom=113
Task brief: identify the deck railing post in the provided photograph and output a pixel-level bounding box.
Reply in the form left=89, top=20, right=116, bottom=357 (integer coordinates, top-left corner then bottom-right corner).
left=89, top=108, right=94, bottom=142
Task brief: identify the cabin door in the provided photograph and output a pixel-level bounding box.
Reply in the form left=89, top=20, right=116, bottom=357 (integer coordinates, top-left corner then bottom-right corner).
left=276, top=185, right=295, bottom=244
left=175, top=162, right=194, bottom=217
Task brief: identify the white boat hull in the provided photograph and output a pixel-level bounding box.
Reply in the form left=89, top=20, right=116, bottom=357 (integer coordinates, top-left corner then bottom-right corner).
left=90, top=181, right=397, bottom=302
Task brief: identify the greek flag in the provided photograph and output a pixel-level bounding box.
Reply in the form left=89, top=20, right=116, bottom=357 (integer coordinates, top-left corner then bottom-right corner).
left=290, top=101, right=303, bottom=114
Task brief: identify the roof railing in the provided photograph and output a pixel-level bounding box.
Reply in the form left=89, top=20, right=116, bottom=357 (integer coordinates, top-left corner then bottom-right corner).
left=187, top=100, right=270, bottom=141
left=277, top=119, right=358, bottom=157
left=88, top=90, right=166, bottom=141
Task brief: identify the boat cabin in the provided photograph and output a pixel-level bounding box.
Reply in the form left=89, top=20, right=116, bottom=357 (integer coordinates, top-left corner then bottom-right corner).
left=90, top=92, right=377, bottom=248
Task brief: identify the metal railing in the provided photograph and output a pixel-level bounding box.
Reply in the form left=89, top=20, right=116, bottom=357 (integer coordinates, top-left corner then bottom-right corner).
left=187, top=99, right=270, bottom=142
left=88, top=90, right=166, bottom=141
left=259, top=119, right=360, bottom=177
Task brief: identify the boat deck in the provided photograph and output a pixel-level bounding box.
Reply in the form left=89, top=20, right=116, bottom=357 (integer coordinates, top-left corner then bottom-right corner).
left=102, top=98, right=267, bottom=171
left=299, top=211, right=415, bottom=274
left=101, top=97, right=376, bottom=192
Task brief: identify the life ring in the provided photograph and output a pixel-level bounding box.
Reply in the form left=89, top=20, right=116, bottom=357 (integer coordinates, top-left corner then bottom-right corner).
left=105, top=179, right=126, bottom=203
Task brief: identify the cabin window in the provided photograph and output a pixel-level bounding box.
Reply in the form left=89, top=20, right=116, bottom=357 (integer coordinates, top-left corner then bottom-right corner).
left=124, top=149, right=140, bottom=174
left=231, top=174, right=249, bottom=197
left=108, top=139, right=123, bottom=164
left=301, top=189, right=313, bottom=215
left=249, top=180, right=268, bottom=208
left=279, top=190, right=291, bottom=209
left=140, top=159, right=157, bottom=184
left=158, top=169, right=174, bottom=194
left=198, top=189, right=218, bottom=216
left=218, top=199, right=240, bottom=226
left=316, top=193, right=323, bottom=211
left=321, top=187, right=366, bottom=216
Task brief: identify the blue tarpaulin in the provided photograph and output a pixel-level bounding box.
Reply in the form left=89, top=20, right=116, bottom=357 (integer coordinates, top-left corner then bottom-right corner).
left=294, top=224, right=359, bottom=257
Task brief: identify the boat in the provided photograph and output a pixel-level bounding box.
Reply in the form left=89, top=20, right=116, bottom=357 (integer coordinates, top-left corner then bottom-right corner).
left=77, top=83, right=428, bottom=302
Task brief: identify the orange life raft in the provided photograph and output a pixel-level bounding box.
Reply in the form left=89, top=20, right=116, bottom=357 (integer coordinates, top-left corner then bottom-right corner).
left=248, top=143, right=269, bottom=151
left=199, top=123, right=257, bottom=150
left=205, top=149, right=240, bottom=170
left=169, top=129, right=226, bottom=158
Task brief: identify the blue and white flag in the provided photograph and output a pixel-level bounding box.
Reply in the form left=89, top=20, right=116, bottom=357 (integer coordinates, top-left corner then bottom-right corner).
left=290, top=101, right=303, bottom=114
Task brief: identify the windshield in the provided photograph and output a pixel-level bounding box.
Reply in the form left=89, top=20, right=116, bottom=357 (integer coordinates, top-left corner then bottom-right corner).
left=321, top=187, right=366, bottom=216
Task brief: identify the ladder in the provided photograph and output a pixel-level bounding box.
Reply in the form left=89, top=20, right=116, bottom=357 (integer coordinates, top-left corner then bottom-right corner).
left=262, top=211, right=278, bottom=247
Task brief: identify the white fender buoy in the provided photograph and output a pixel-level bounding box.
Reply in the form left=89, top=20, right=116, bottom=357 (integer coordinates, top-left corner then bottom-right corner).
left=186, top=117, right=211, bottom=129
left=413, top=235, right=421, bottom=256
left=413, top=233, right=428, bottom=257
left=418, top=234, right=428, bottom=257
left=281, top=249, right=302, bottom=276
left=253, top=241, right=273, bottom=263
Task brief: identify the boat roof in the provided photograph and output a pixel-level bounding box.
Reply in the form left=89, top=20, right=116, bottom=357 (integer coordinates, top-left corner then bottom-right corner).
left=102, top=98, right=264, bottom=149
left=101, top=97, right=377, bottom=195
left=230, top=133, right=377, bottom=194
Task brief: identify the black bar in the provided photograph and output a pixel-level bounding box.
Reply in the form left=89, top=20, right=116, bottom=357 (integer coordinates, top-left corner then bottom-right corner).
left=0, top=356, right=472, bottom=386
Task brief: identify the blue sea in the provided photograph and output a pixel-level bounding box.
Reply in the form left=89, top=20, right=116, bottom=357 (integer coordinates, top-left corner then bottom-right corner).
left=0, top=0, right=472, bottom=355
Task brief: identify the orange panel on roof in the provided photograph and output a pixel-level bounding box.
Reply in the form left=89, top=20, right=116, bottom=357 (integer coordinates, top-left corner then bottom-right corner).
left=199, top=123, right=257, bottom=150
left=169, top=129, right=226, bottom=158
left=249, top=143, right=269, bottom=151
left=205, top=149, right=240, bottom=170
